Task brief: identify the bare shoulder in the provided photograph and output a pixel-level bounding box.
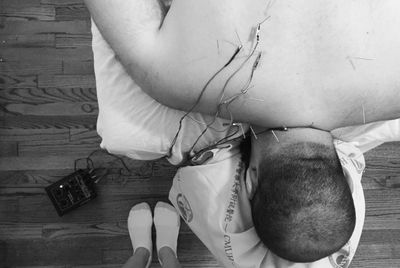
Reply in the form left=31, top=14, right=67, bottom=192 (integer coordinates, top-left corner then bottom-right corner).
left=144, top=0, right=400, bottom=129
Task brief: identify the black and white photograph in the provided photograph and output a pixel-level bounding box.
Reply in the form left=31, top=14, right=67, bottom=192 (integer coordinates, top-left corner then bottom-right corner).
left=1, top=0, right=400, bottom=267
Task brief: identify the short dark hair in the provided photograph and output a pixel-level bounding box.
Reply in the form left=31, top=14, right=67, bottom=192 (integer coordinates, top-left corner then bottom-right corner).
left=251, top=142, right=356, bottom=262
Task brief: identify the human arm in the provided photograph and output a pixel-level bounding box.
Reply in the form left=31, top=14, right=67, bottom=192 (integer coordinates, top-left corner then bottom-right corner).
left=91, top=20, right=240, bottom=165
left=84, top=0, right=166, bottom=91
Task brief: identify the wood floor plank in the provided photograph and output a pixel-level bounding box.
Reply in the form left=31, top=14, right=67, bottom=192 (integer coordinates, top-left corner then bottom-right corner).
left=360, top=229, right=400, bottom=244
left=0, top=223, right=44, bottom=240
left=0, top=170, right=76, bottom=187
left=38, top=74, right=95, bottom=89
left=0, top=61, right=62, bottom=75
left=0, top=241, right=6, bottom=267
left=69, top=128, right=98, bottom=141
left=62, top=60, right=93, bottom=75
left=4, top=238, right=103, bottom=266
left=0, top=155, right=87, bottom=171
left=0, top=6, right=56, bottom=21
left=1, top=47, right=93, bottom=61
left=1, top=88, right=97, bottom=104
left=11, top=266, right=67, bottom=268
left=364, top=190, right=400, bottom=213
left=0, top=115, right=97, bottom=129
left=357, top=244, right=400, bottom=259
left=363, top=189, right=400, bottom=230
left=1, top=74, right=37, bottom=89
left=362, top=174, right=400, bottom=190
left=2, top=0, right=42, bottom=9
left=55, top=6, right=89, bottom=21
left=73, top=265, right=119, bottom=268
left=41, top=0, right=85, bottom=6
left=0, top=196, right=19, bottom=215
left=0, top=128, right=70, bottom=141
left=0, top=141, right=18, bottom=157
left=0, top=34, right=55, bottom=48
left=4, top=102, right=98, bottom=116
left=351, top=259, right=400, bottom=268
left=18, top=138, right=101, bottom=157
left=364, top=218, right=400, bottom=231
left=0, top=223, right=127, bottom=241
left=364, top=142, right=400, bottom=165
left=0, top=20, right=90, bottom=35
left=56, top=33, right=91, bottom=48
left=17, top=137, right=101, bottom=158
left=362, top=142, right=400, bottom=191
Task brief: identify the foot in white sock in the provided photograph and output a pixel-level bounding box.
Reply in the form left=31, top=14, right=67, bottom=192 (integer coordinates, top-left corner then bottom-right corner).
left=154, top=201, right=181, bottom=257
left=127, top=202, right=153, bottom=262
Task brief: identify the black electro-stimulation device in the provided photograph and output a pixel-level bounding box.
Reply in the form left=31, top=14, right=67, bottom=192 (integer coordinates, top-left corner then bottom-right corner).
left=45, top=169, right=102, bottom=216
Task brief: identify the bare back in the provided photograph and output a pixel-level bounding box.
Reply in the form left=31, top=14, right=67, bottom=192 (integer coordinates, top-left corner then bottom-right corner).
left=146, top=0, right=400, bottom=130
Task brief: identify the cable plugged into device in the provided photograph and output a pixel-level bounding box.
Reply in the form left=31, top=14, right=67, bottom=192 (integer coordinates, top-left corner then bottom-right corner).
left=45, top=149, right=130, bottom=217
left=45, top=168, right=108, bottom=216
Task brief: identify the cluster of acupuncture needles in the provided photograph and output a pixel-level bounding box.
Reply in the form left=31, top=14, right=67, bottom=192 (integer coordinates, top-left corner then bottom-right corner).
left=168, top=0, right=370, bottom=157
left=168, top=15, right=272, bottom=157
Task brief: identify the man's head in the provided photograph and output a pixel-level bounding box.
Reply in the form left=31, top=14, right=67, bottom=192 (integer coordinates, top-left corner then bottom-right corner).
left=248, top=127, right=355, bottom=262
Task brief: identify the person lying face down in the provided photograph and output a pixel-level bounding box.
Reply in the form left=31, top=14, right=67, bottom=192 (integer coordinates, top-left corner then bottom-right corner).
left=86, top=0, right=400, bottom=264
left=91, top=21, right=359, bottom=265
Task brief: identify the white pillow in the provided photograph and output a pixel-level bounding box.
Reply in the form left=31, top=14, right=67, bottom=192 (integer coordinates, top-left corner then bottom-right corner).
left=91, top=21, right=237, bottom=164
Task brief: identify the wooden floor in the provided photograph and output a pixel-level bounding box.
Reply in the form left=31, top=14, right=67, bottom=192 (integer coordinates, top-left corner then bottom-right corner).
left=0, top=0, right=399, bottom=267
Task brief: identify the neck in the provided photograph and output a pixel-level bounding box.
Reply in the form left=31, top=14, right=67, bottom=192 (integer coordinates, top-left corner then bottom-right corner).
left=252, top=126, right=333, bottom=146
left=277, top=127, right=333, bottom=146
left=250, top=126, right=336, bottom=161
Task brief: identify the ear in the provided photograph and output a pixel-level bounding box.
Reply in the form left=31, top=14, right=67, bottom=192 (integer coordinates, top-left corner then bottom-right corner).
left=246, top=165, right=259, bottom=200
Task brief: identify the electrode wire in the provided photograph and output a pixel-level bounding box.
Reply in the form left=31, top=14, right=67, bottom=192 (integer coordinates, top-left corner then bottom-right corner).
left=189, top=17, right=270, bottom=152
left=169, top=45, right=243, bottom=156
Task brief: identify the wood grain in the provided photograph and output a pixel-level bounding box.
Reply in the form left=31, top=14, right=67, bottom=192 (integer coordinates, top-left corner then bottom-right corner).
left=4, top=102, right=98, bottom=116
left=55, top=6, right=89, bottom=21
left=0, top=34, right=55, bottom=48
left=0, top=141, right=18, bottom=157
left=0, top=20, right=90, bottom=35
left=2, top=0, right=42, bottom=8
left=0, top=128, right=70, bottom=141
left=1, top=88, right=97, bottom=104
left=1, top=115, right=97, bottom=129
left=38, top=74, right=95, bottom=88
left=1, top=74, right=37, bottom=89
left=41, top=0, right=85, bottom=6
left=1, top=6, right=56, bottom=21
left=1, top=47, right=93, bottom=61
left=0, top=61, right=62, bottom=75
left=56, top=33, right=91, bottom=48
left=63, top=60, right=93, bottom=75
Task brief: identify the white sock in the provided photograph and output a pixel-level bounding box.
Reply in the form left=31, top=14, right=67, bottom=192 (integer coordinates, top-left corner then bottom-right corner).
left=127, top=202, right=153, bottom=254
left=154, top=201, right=181, bottom=256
